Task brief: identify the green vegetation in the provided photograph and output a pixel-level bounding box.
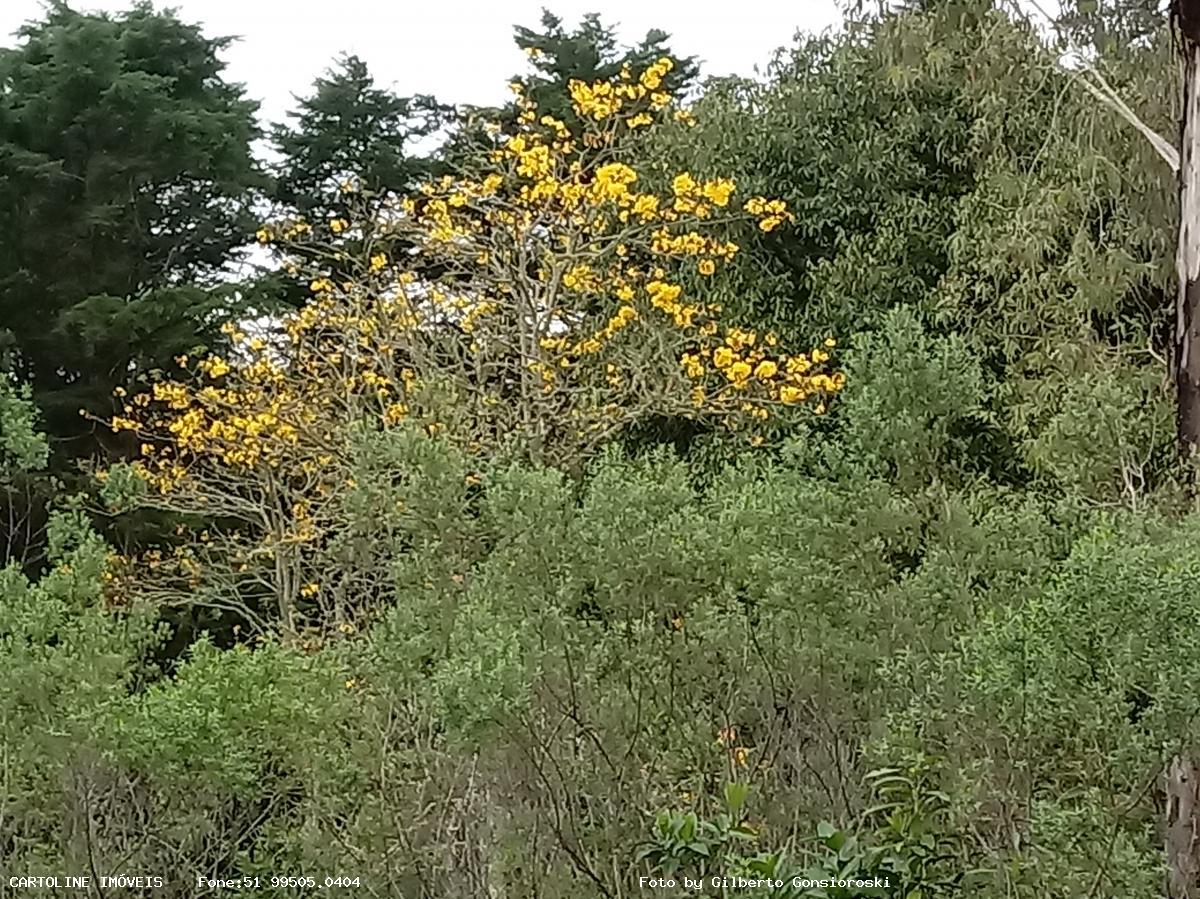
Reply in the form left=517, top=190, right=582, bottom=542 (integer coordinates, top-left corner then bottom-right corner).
left=2, top=1, right=1198, bottom=896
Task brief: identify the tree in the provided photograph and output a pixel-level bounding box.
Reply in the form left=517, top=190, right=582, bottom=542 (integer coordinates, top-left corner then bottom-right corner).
left=0, top=2, right=263, bottom=457
left=271, top=54, right=450, bottom=221
left=261, top=55, right=452, bottom=306
left=1057, top=0, right=1166, bottom=52
left=99, top=57, right=842, bottom=640
left=509, top=11, right=699, bottom=127
left=1173, top=1, right=1200, bottom=470
left=1167, top=6, right=1200, bottom=890
left=445, top=10, right=700, bottom=160
left=0, top=377, right=52, bottom=570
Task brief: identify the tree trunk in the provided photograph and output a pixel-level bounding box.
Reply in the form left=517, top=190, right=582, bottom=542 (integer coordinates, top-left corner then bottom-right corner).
left=1168, top=9, right=1200, bottom=896
left=1168, top=756, right=1200, bottom=898
left=1177, top=31, right=1200, bottom=462
left=1176, top=4, right=1200, bottom=462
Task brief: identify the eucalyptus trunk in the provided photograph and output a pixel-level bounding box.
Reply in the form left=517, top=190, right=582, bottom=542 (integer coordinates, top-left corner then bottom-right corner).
left=1167, top=6, right=1200, bottom=892
left=1176, top=5, right=1200, bottom=462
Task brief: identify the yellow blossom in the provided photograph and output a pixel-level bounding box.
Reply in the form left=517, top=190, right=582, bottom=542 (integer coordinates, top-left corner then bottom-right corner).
left=779, top=385, right=805, bottom=405
left=754, top=360, right=778, bottom=380
left=672, top=173, right=697, bottom=196
left=701, top=179, right=735, bottom=207
left=198, top=356, right=230, bottom=379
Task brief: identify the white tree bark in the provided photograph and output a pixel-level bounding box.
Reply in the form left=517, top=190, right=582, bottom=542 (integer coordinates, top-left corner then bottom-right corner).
left=1176, top=29, right=1200, bottom=460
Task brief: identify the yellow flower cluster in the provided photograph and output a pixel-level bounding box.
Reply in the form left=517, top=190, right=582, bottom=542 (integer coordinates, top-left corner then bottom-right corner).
left=639, top=57, right=673, bottom=91
left=682, top=330, right=844, bottom=410
left=593, top=162, right=638, bottom=199
left=107, top=303, right=426, bottom=490
left=563, top=264, right=601, bottom=293
left=646, top=280, right=701, bottom=328
left=572, top=305, right=639, bottom=356
left=567, top=80, right=621, bottom=121
left=672, top=174, right=735, bottom=211
left=567, top=57, right=674, bottom=121
left=743, top=196, right=795, bottom=233
left=257, top=220, right=312, bottom=244
left=650, top=228, right=739, bottom=262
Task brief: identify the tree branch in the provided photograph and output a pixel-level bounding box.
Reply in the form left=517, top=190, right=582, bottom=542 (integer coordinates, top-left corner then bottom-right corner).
left=1006, top=0, right=1179, bottom=173
left=1077, top=67, right=1180, bottom=172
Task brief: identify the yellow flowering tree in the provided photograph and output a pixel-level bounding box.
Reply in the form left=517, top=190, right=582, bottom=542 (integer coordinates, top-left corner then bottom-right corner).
left=99, top=57, right=843, bottom=639
left=262, top=57, right=841, bottom=460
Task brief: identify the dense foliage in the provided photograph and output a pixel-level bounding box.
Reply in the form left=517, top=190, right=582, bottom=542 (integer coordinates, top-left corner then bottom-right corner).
left=2, top=1, right=1197, bottom=897
left=0, top=2, right=264, bottom=456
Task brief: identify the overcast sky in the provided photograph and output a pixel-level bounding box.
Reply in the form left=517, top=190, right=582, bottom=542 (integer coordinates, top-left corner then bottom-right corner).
left=1, top=0, right=846, bottom=131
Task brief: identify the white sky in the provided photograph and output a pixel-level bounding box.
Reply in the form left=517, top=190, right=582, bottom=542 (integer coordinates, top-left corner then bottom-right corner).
left=1, top=0, right=846, bottom=132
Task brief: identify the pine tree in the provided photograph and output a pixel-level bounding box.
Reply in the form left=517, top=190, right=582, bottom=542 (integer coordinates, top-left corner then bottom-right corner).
left=0, top=2, right=263, bottom=456
left=447, top=9, right=700, bottom=154
left=509, top=11, right=699, bottom=127
left=272, top=54, right=450, bottom=220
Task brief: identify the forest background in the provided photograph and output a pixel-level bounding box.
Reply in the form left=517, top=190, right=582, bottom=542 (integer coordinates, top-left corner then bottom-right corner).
left=1, top=0, right=1196, bottom=896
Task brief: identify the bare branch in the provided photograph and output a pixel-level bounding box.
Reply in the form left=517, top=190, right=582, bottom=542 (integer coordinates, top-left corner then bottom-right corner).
left=1007, top=0, right=1179, bottom=172
left=1077, top=67, right=1180, bottom=172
